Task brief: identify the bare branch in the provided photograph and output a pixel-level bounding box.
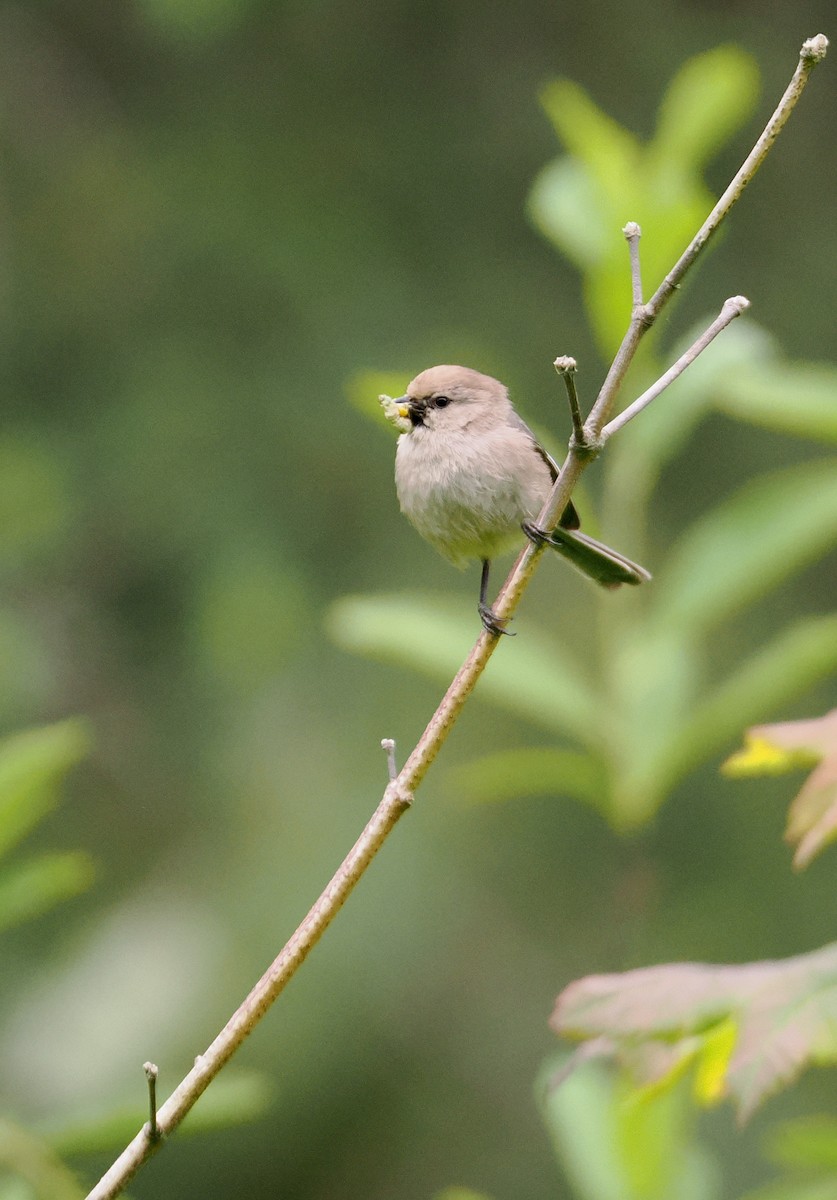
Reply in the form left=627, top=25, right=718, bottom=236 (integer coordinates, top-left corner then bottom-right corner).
left=553, top=356, right=585, bottom=445
left=623, top=221, right=644, bottom=309
left=601, top=296, right=751, bottom=441
left=584, top=34, right=828, bottom=438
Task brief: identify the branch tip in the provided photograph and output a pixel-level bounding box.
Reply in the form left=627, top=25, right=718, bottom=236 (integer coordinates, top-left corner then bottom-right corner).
left=622, top=221, right=642, bottom=240
left=553, top=356, right=577, bottom=375
left=381, top=737, right=398, bottom=781
left=724, top=294, right=751, bottom=316
left=801, top=34, right=828, bottom=62
left=143, top=1062, right=160, bottom=1143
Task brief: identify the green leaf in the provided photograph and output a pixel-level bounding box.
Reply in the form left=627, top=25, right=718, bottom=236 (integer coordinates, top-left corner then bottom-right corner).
left=653, top=460, right=837, bottom=637
left=656, top=615, right=837, bottom=795
left=552, top=942, right=837, bottom=1122
left=0, top=1119, right=84, bottom=1200
left=717, top=361, right=837, bottom=445
left=539, top=80, right=640, bottom=195
left=605, top=627, right=701, bottom=829
left=434, top=1190, right=495, bottom=1200
left=327, top=594, right=598, bottom=744
left=737, top=1176, right=837, bottom=1200
left=452, top=747, right=606, bottom=811
left=0, top=852, right=94, bottom=933
left=0, top=721, right=92, bottom=861
left=527, top=158, right=609, bottom=269
left=652, top=46, right=760, bottom=172
left=766, top=1115, right=837, bottom=1171
left=538, top=1052, right=719, bottom=1200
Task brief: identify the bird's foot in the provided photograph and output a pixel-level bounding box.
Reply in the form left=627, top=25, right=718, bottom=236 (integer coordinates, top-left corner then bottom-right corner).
left=522, top=520, right=555, bottom=548
left=478, top=602, right=515, bottom=637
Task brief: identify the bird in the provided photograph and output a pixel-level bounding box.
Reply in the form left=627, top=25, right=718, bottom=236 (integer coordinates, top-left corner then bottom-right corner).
left=390, top=365, right=650, bottom=635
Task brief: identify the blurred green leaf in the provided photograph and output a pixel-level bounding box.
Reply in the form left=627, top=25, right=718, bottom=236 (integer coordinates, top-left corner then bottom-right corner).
left=539, top=80, right=641, bottom=201
left=0, top=1119, right=83, bottom=1200
left=716, top=362, right=837, bottom=444
left=652, top=45, right=760, bottom=171
left=0, top=852, right=94, bottom=934
left=538, top=1052, right=719, bottom=1200
left=655, top=615, right=837, bottom=796
left=0, top=721, right=92, bottom=862
left=451, top=747, right=607, bottom=811
left=435, top=1190, right=495, bottom=1200
left=327, top=594, right=598, bottom=744
left=653, top=460, right=837, bottom=637
left=736, top=1176, right=837, bottom=1200
left=532, top=48, right=759, bottom=355
left=43, top=1071, right=272, bottom=1158
left=766, top=1116, right=837, bottom=1171
left=605, top=628, right=701, bottom=829
left=527, top=158, right=608, bottom=269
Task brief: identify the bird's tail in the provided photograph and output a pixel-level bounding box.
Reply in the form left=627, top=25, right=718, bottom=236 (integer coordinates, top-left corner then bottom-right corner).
left=537, top=526, right=651, bottom=589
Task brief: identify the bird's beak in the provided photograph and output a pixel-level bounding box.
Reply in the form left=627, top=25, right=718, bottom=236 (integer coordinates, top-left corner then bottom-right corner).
left=394, top=395, right=425, bottom=427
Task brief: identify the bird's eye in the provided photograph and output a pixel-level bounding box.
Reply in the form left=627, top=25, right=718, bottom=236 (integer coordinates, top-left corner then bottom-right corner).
left=434, top=395, right=451, bottom=408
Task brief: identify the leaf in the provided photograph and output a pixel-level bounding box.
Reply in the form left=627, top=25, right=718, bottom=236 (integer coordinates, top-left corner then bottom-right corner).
left=451, top=747, right=607, bottom=812
left=723, top=710, right=837, bottom=869
left=0, top=720, right=92, bottom=861
left=652, top=460, right=837, bottom=637
left=656, top=615, right=837, bottom=795
left=552, top=942, right=837, bottom=1121
left=716, top=361, right=837, bottom=445
left=0, top=852, right=94, bottom=933
left=737, top=1177, right=837, bottom=1200
left=0, top=1118, right=84, bottom=1200
left=652, top=45, right=760, bottom=172
left=327, top=594, right=599, bottom=744
left=766, top=1115, right=837, bottom=1171
left=538, top=1051, right=719, bottom=1200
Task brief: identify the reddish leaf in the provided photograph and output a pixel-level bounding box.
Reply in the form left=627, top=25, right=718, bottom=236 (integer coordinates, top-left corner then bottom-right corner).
left=551, top=942, right=837, bottom=1121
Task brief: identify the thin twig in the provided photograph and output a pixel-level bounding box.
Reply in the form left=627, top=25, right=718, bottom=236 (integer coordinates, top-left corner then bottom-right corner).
left=601, top=295, right=750, bottom=441
left=143, top=1063, right=160, bottom=1143
left=84, top=35, right=828, bottom=1200
left=381, top=738, right=398, bottom=782
left=553, top=356, right=584, bottom=446
left=584, top=33, right=828, bottom=439
left=623, top=222, right=644, bottom=309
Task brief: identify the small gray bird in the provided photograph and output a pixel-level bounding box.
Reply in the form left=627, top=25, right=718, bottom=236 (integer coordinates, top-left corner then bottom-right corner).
left=392, top=365, right=650, bottom=635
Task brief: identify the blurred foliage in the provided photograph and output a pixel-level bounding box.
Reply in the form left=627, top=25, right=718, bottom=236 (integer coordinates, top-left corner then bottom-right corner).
left=0, top=3, right=835, bottom=1199
left=0, top=721, right=93, bottom=933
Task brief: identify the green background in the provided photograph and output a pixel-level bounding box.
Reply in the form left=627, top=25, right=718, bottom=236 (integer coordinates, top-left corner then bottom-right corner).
left=1, top=1, right=835, bottom=1197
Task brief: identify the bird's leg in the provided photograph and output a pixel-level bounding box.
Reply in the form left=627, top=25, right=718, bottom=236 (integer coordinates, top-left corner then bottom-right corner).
left=477, top=559, right=514, bottom=636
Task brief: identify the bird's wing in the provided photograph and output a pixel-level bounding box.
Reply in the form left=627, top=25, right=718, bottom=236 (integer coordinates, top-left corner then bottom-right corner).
left=507, top=410, right=580, bottom=531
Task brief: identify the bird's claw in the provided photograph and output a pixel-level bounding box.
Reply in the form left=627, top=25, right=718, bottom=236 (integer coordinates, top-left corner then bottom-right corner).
left=522, top=520, right=553, bottom=548
left=478, top=603, right=515, bottom=637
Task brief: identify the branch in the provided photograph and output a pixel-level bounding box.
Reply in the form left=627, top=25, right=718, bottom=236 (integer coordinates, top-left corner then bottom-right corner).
left=584, top=33, right=829, bottom=439
left=601, top=295, right=751, bottom=441
left=85, top=34, right=828, bottom=1200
